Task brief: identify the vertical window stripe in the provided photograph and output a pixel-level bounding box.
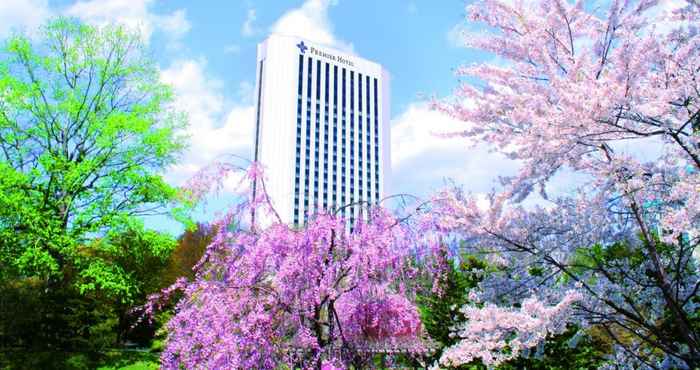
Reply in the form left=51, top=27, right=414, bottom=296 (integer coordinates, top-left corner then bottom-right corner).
left=294, top=55, right=303, bottom=225
left=314, top=60, right=321, bottom=209
left=323, top=62, right=329, bottom=209
left=333, top=65, right=338, bottom=209
left=304, top=57, right=312, bottom=222
left=374, top=78, right=379, bottom=201
left=366, top=75, right=371, bottom=203
left=341, top=68, right=346, bottom=211
left=358, top=73, right=363, bottom=204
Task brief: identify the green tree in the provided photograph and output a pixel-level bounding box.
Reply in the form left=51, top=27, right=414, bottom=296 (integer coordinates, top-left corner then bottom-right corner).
left=0, top=17, right=185, bottom=299
left=160, top=222, right=214, bottom=285
left=95, top=222, right=177, bottom=345
left=418, top=252, right=487, bottom=366
left=0, top=17, right=186, bottom=357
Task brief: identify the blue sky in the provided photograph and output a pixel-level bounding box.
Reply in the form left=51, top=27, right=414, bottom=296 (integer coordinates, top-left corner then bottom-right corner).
left=1, top=0, right=525, bottom=233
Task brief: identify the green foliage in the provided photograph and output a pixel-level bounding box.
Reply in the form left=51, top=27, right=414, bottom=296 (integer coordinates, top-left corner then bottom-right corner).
left=80, top=219, right=177, bottom=304
left=498, top=326, right=609, bottom=370
left=65, top=354, right=91, bottom=370
left=0, top=280, right=119, bottom=368
left=0, top=349, right=160, bottom=370
left=0, top=17, right=185, bottom=293
left=160, top=223, right=214, bottom=284
left=0, top=228, right=175, bottom=365
left=418, top=253, right=487, bottom=364
left=0, top=17, right=187, bottom=361
left=95, top=350, right=160, bottom=370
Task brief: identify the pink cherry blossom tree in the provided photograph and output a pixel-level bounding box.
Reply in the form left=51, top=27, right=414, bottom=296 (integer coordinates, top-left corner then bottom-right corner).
left=434, top=0, right=700, bottom=367
left=440, top=290, right=582, bottom=367
left=143, top=162, right=435, bottom=369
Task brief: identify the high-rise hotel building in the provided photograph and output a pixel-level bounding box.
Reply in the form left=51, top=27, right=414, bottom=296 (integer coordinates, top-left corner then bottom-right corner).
left=253, top=34, right=390, bottom=226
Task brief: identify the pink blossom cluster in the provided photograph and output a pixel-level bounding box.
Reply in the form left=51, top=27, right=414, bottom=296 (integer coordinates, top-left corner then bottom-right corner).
left=440, top=290, right=582, bottom=367
left=433, top=0, right=700, bottom=240
left=140, top=1, right=700, bottom=366
left=336, top=291, right=423, bottom=346
left=144, top=164, right=432, bottom=369
left=430, top=0, right=700, bottom=367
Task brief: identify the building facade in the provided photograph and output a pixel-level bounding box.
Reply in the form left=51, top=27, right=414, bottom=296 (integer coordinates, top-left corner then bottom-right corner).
left=253, top=34, right=391, bottom=226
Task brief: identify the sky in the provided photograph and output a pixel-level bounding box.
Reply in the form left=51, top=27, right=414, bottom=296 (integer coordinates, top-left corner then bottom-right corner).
left=0, top=0, right=525, bottom=233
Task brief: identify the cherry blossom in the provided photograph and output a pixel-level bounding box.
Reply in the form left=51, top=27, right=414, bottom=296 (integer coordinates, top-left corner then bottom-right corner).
left=441, top=290, right=582, bottom=367
left=433, top=0, right=700, bottom=367
left=143, top=163, right=433, bottom=369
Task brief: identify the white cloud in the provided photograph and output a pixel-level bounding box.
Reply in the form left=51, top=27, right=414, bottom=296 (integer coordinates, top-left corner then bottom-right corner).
left=156, top=8, right=190, bottom=39
left=241, top=8, right=257, bottom=36
left=0, top=0, right=51, bottom=38
left=270, top=0, right=353, bottom=52
left=236, top=81, right=255, bottom=105
left=390, top=104, right=597, bottom=204
left=160, top=59, right=255, bottom=186
left=446, top=22, right=468, bottom=48
left=159, top=0, right=352, bottom=191
left=224, top=44, right=242, bottom=54
left=64, top=0, right=191, bottom=45
left=649, top=0, right=687, bottom=34
left=391, top=103, right=520, bottom=197
left=0, top=0, right=190, bottom=47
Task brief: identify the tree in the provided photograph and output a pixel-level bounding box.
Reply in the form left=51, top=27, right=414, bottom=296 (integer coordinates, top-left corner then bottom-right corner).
left=418, top=250, right=487, bottom=365
left=159, top=223, right=215, bottom=286
left=117, top=223, right=214, bottom=348
left=100, top=224, right=177, bottom=345
left=0, top=18, right=185, bottom=351
left=418, top=251, right=608, bottom=370
left=143, top=163, right=436, bottom=369
left=432, top=0, right=700, bottom=367
left=0, top=17, right=184, bottom=299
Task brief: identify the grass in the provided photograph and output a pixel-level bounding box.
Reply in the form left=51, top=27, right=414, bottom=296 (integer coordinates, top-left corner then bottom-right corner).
left=95, top=349, right=160, bottom=370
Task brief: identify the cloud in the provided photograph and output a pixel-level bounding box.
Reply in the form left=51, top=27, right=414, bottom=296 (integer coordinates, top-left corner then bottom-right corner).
left=0, top=0, right=51, bottom=38
left=156, top=8, right=190, bottom=39
left=648, top=0, right=688, bottom=34
left=160, top=59, right=255, bottom=187
left=64, top=0, right=191, bottom=45
left=390, top=104, right=597, bottom=207
left=241, top=8, right=257, bottom=36
left=446, top=22, right=469, bottom=48
left=0, top=0, right=191, bottom=47
left=270, top=0, right=353, bottom=52
left=159, top=0, right=352, bottom=191
left=236, top=81, right=255, bottom=106
left=390, top=103, right=520, bottom=197
left=224, top=44, right=242, bottom=54
left=158, top=0, right=352, bottom=193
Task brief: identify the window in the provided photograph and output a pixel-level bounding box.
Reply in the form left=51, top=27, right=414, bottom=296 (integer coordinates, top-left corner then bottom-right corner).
left=305, top=57, right=312, bottom=217
left=314, top=61, right=321, bottom=203
left=373, top=77, right=380, bottom=190
left=293, top=55, right=304, bottom=222
left=325, top=63, right=329, bottom=100
left=341, top=68, right=347, bottom=199
left=316, top=61, right=321, bottom=100
left=358, top=73, right=362, bottom=112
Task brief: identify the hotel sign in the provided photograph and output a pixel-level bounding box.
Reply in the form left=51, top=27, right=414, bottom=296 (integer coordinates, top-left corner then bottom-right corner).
left=296, top=41, right=354, bottom=67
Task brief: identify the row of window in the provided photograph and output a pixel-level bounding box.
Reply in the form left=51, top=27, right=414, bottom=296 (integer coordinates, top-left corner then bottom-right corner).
left=293, top=55, right=382, bottom=225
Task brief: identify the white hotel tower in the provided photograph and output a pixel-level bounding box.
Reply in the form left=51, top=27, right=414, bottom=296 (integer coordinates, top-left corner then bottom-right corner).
left=253, top=34, right=391, bottom=226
